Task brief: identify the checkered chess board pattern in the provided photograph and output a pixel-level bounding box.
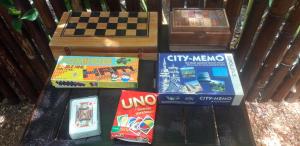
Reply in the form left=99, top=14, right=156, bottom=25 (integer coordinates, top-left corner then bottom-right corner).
left=62, top=11, right=150, bottom=37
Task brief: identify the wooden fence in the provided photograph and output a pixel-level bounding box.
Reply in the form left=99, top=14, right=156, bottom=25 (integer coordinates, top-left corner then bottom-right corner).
left=0, top=0, right=299, bottom=104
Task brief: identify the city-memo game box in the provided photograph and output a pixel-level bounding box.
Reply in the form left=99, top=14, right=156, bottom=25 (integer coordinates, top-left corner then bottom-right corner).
left=158, top=53, right=244, bottom=105
left=51, top=56, right=139, bottom=88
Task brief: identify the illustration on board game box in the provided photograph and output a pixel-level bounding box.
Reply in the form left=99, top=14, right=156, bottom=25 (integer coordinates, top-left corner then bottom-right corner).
left=158, top=53, right=244, bottom=105
left=51, top=56, right=139, bottom=88
left=69, top=96, right=100, bottom=139
left=111, top=90, right=158, bottom=144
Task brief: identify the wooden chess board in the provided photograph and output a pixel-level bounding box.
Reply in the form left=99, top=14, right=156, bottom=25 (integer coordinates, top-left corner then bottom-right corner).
left=50, top=11, right=158, bottom=60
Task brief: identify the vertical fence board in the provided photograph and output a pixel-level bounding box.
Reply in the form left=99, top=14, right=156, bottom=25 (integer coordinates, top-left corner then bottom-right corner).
left=225, top=0, right=243, bottom=32
left=0, top=42, right=37, bottom=102
left=261, top=34, right=300, bottom=101
left=89, top=0, right=102, bottom=11
left=246, top=4, right=300, bottom=101
left=33, top=0, right=56, bottom=35
left=186, top=0, right=200, bottom=8
left=235, top=0, right=268, bottom=69
left=107, top=0, right=121, bottom=11
left=0, top=75, right=19, bottom=104
left=206, top=0, right=222, bottom=8
left=71, top=0, right=83, bottom=11
left=15, top=0, right=55, bottom=70
left=0, top=18, right=46, bottom=91
left=272, top=62, right=300, bottom=101
left=240, top=0, right=295, bottom=98
left=170, top=0, right=185, bottom=9
left=49, top=0, right=67, bottom=19
left=0, top=7, right=48, bottom=80
left=148, top=0, right=160, bottom=11
left=126, top=0, right=140, bottom=11
left=286, top=79, right=300, bottom=101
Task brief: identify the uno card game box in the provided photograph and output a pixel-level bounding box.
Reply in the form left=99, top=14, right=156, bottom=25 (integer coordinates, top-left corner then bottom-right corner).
left=50, top=11, right=158, bottom=60
left=169, top=8, right=231, bottom=51
left=111, top=90, right=158, bottom=144
left=158, top=53, right=244, bottom=105
left=69, top=96, right=100, bottom=139
left=51, top=56, right=139, bottom=88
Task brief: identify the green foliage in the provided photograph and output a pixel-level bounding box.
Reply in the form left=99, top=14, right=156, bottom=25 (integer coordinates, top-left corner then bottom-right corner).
left=21, top=8, right=38, bottom=21
left=12, top=19, right=22, bottom=32
left=0, top=1, right=39, bottom=33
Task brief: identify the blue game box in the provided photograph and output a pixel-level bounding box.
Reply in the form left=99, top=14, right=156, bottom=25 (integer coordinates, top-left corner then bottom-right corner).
left=157, top=53, right=244, bottom=105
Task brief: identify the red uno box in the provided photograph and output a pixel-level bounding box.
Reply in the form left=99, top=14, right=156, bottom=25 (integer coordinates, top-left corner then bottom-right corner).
left=111, top=90, right=158, bottom=144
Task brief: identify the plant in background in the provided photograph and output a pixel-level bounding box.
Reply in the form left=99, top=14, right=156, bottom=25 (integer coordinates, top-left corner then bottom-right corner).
left=0, top=0, right=39, bottom=33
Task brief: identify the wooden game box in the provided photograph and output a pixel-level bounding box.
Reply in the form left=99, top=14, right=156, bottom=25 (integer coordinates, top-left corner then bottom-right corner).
left=50, top=11, right=158, bottom=60
left=169, top=8, right=231, bottom=51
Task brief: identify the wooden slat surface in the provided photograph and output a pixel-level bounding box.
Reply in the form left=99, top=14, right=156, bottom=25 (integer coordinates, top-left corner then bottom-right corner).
left=225, top=0, right=243, bottom=32
left=71, top=0, right=83, bottom=11
left=107, top=0, right=121, bottom=11
left=89, top=0, right=102, bottom=11
left=49, top=0, right=67, bottom=19
left=261, top=34, right=300, bottom=101
left=235, top=0, right=268, bottom=69
left=240, top=0, right=295, bottom=97
left=15, top=0, right=55, bottom=70
left=0, top=75, right=19, bottom=104
left=272, top=62, right=300, bottom=101
left=0, top=18, right=46, bottom=91
left=126, top=0, right=140, bottom=11
left=0, top=42, right=37, bottom=102
left=246, top=4, right=300, bottom=101
left=33, top=0, right=57, bottom=34
left=285, top=79, right=300, bottom=101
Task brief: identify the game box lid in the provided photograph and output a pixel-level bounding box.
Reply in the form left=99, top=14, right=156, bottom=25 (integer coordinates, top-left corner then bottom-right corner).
left=157, top=53, right=244, bottom=105
left=51, top=56, right=139, bottom=88
left=49, top=11, right=158, bottom=59
left=170, top=8, right=230, bottom=33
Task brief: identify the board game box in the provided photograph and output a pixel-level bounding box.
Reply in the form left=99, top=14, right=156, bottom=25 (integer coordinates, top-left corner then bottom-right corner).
left=157, top=53, right=244, bottom=105
left=50, top=11, right=158, bottom=60
left=169, top=8, right=231, bottom=51
left=69, top=96, right=100, bottom=139
left=111, top=90, right=158, bottom=144
left=51, top=56, right=139, bottom=88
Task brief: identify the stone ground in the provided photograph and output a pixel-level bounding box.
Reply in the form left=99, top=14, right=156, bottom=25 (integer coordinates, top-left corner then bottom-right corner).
left=246, top=101, right=300, bottom=146
left=0, top=102, right=34, bottom=146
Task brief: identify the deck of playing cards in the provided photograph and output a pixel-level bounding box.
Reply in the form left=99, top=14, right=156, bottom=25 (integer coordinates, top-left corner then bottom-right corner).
left=111, top=90, right=158, bottom=144
left=69, top=96, right=100, bottom=139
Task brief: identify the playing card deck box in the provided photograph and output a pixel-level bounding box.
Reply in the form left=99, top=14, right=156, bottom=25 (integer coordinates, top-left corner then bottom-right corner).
left=169, top=8, right=231, bottom=51
left=111, top=90, right=158, bottom=144
left=51, top=56, right=139, bottom=88
left=157, top=53, right=244, bottom=105
left=69, top=96, right=100, bottom=139
left=50, top=11, right=158, bottom=60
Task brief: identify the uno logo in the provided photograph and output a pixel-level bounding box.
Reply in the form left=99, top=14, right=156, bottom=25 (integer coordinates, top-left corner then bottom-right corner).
left=121, top=94, right=156, bottom=109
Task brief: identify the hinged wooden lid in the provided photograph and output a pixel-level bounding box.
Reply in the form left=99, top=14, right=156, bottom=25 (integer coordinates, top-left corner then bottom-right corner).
left=170, top=8, right=230, bottom=33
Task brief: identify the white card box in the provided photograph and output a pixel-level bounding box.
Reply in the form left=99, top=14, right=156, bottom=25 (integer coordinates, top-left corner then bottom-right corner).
left=69, top=96, right=100, bottom=139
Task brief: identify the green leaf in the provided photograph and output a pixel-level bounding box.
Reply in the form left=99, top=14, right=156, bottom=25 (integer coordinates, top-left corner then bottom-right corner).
left=8, top=7, right=21, bottom=16
left=21, top=8, right=39, bottom=21
left=0, top=0, right=14, bottom=8
left=12, top=18, right=22, bottom=33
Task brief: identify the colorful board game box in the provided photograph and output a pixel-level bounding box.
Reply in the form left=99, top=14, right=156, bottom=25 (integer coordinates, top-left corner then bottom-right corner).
left=51, top=56, right=139, bottom=88
left=158, top=53, right=244, bottom=105
left=111, top=90, right=158, bottom=144
left=69, top=96, right=100, bottom=139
